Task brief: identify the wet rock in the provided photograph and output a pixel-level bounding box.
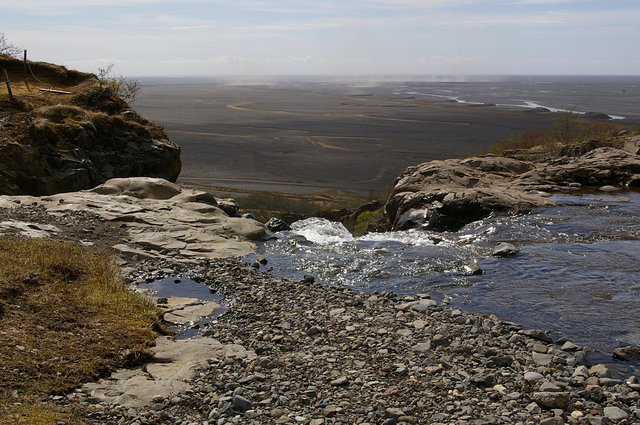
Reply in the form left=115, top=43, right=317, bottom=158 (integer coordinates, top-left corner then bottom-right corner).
left=613, top=345, right=640, bottom=361
left=522, top=329, right=553, bottom=343
left=463, top=263, right=483, bottom=276
left=265, top=217, right=291, bottom=232
left=492, top=242, right=519, bottom=257
left=590, top=364, right=612, bottom=378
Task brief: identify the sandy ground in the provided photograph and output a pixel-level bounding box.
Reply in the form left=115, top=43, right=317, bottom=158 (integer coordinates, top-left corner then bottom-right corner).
left=133, top=83, right=559, bottom=197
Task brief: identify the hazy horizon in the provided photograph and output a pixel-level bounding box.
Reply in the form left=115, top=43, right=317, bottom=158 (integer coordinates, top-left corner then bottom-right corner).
left=2, top=1, right=639, bottom=78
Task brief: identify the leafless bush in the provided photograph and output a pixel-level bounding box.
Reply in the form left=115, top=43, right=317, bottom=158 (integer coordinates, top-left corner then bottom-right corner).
left=96, top=63, right=141, bottom=103
left=0, top=33, right=21, bottom=57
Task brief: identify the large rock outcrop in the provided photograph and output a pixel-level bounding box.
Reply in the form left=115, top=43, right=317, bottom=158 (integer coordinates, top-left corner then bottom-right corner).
left=0, top=55, right=181, bottom=195
left=0, top=177, right=265, bottom=260
left=386, top=147, right=640, bottom=232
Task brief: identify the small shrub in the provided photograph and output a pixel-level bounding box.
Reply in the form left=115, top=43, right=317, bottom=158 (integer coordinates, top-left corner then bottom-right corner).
left=0, top=33, right=20, bottom=58
left=96, top=63, right=141, bottom=103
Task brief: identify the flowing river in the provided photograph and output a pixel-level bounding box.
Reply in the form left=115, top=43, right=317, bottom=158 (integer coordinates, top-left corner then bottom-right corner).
left=251, top=191, right=640, bottom=366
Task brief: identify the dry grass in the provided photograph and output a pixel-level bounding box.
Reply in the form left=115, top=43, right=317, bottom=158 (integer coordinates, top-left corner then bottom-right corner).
left=0, top=237, right=165, bottom=425
left=488, top=112, right=629, bottom=157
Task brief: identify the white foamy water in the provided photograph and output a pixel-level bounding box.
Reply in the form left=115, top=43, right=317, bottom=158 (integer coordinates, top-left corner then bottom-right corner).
left=290, top=217, right=354, bottom=244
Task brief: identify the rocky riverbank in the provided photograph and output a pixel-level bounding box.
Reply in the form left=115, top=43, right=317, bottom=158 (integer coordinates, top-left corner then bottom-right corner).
left=1, top=160, right=639, bottom=424
left=62, top=255, right=638, bottom=425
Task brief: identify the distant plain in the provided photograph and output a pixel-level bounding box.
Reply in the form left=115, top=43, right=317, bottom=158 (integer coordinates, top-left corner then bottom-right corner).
left=133, top=76, right=638, bottom=198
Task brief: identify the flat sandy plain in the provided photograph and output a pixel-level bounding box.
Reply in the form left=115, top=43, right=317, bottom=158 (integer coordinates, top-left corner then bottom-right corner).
left=133, top=78, right=562, bottom=198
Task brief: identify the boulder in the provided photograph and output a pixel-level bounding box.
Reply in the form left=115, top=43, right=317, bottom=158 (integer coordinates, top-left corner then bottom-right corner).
left=623, top=135, right=640, bottom=155
left=386, top=148, right=640, bottom=231
left=385, top=155, right=551, bottom=231
left=90, top=177, right=182, bottom=199
left=515, top=147, right=640, bottom=190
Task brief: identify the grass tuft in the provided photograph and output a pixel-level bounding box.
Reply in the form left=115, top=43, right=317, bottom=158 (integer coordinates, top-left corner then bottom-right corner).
left=0, top=237, right=164, bottom=425
left=486, top=112, right=629, bottom=158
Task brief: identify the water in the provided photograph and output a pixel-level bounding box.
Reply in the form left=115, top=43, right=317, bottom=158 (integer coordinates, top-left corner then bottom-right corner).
left=176, top=75, right=640, bottom=122
left=254, top=192, right=640, bottom=365
left=138, top=276, right=226, bottom=338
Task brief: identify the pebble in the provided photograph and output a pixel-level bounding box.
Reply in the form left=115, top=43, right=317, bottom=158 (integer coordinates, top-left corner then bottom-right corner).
left=524, top=372, right=545, bottom=382
left=531, top=392, right=570, bottom=409
left=603, top=406, right=629, bottom=420
left=539, top=417, right=564, bottom=425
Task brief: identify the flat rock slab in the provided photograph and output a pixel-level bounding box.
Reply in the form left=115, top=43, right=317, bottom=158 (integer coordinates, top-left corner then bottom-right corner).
left=0, top=177, right=265, bottom=261
left=162, top=299, right=222, bottom=325
left=82, top=336, right=256, bottom=409
left=0, top=220, right=60, bottom=238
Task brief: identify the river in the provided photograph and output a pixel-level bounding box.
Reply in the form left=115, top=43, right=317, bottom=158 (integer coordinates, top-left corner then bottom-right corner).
left=251, top=191, right=640, bottom=366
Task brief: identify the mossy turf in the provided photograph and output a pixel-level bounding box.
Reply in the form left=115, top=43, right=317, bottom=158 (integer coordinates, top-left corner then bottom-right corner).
left=0, top=237, right=164, bottom=424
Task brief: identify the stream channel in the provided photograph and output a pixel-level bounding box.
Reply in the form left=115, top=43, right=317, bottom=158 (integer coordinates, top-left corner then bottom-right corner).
left=249, top=191, right=640, bottom=369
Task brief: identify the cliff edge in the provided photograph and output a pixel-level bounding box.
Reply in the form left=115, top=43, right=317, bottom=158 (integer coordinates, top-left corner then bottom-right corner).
left=0, top=54, right=181, bottom=195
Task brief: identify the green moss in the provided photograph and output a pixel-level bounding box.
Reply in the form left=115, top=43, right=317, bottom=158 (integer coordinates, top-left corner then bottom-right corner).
left=352, top=208, right=385, bottom=236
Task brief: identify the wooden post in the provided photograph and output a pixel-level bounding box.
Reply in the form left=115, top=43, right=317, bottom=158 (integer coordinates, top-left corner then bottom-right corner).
left=23, top=50, right=31, bottom=91
left=3, top=69, right=14, bottom=101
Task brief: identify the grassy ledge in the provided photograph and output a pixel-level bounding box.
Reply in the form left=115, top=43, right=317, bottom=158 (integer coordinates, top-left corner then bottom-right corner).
left=484, top=111, right=637, bottom=159
left=0, top=237, right=165, bottom=425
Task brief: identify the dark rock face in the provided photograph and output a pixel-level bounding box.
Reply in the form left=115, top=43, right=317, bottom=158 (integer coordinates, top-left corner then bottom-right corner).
left=386, top=147, right=640, bottom=232
left=0, top=107, right=181, bottom=196
left=613, top=346, right=640, bottom=361
left=265, top=217, right=292, bottom=232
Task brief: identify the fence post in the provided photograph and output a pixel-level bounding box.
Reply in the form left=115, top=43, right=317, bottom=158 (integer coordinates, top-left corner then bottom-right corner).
left=3, top=69, right=14, bottom=101
left=23, top=49, right=31, bottom=91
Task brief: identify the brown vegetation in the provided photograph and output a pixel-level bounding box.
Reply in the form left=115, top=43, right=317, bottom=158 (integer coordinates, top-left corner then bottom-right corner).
left=0, top=237, right=165, bottom=425
left=488, top=111, right=632, bottom=159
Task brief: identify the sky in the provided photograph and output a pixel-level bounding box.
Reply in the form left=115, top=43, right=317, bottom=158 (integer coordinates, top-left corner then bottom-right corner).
left=1, top=0, right=640, bottom=77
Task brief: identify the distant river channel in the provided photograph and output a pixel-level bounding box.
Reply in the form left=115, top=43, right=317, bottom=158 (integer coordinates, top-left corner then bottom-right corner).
left=250, top=191, right=640, bottom=367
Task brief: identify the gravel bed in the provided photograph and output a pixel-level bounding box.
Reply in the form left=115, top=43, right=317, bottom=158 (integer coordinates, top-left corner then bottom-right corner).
left=68, top=256, right=639, bottom=425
